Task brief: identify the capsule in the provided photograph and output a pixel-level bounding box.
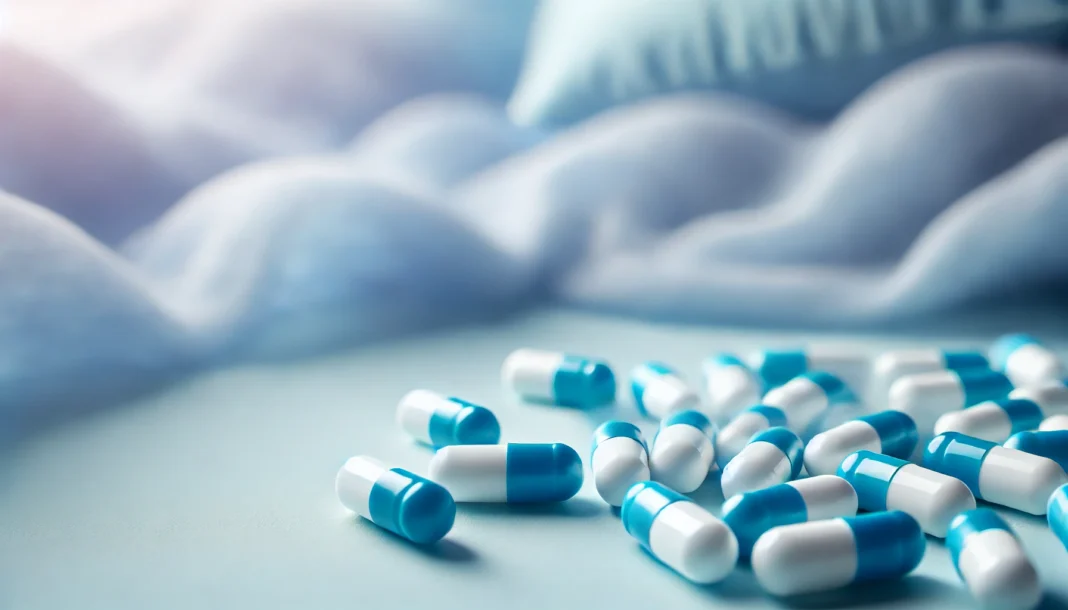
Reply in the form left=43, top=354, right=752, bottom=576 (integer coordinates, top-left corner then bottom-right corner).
left=751, top=511, right=925, bottom=597
left=748, top=347, right=869, bottom=393
left=630, top=362, right=701, bottom=420
left=701, top=354, right=762, bottom=421
left=621, top=481, right=738, bottom=583
left=990, top=333, right=1065, bottom=388
left=1011, top=378, right=1068, bottom=415
left=1042, top=414, right=1068, bottom=431
left=933, top=398, right=1043, bottom=443
left=335, top=456, right=455, bottom=544
left=649, top=410, right=715, bottom=493
left=837, top=450, right=975, bottom=536
left=804, top=410, right=918, bottom=476
left=889, top=369, right=1013, bottom=435
left=715, top=405, right=787, bottom=468
left=501, top=349, right=616, bottom=408
left=872, top=349, right=989, bottom=401
left=1050, top=483, right=1068, bottom=550
left=721, top=475, right=858, bottom=560
left=396, top=390, right=500, bottom=447
left=763, top=372, right=857, bottom=433
left=946, top=509, right=1041, bottom=610
left=720, top=427, right=803, bottom=500
left=1005, top=430, right=1068, bottom=471
left=590, top=421, right=649, bottom=506
left=428, top=443, right=583, bottom=503
left=923, top=432, right=1068, bottom=515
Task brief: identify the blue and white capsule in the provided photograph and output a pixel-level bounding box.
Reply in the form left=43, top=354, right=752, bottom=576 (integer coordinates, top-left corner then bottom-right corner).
left=621, top=481, right=738, bottom=583
left=649, top=410, right=715, bottom=493
left=1049, top=484, right=1068, bottom=550
left=715, top=405, right=787, bottom=468
left=762, top=371, right=857, bottom=433
left=1011, top=378, right=1068, bottom=416
left=934, top=398, right=1043, bottom=443
left=991, top=333, right=1066, bottom=388
left=751, top=511, right=925, bottom=596
left=1042, top=414, right=1068, bottom=431
left=396, top=390, right=500, bottom=447
left=747, top=347, right=869, bottom=393
left=947, top=509, right=1041, bottom=610
left=872, top=349, right=988, bottom=402
left=837, top=450, right=975, bottom=537
left=428, top=443, right=583, bottom=503
left=890, top=369, right=1013, bottom=435
left=1005, top=430, right=1068, bottom=472
left=702, top=354, right=762, bottom=421
left=804, top=410, right=919, bottom=476
left=630, top=362, right=701, bottom=420
left=722, top=475, right=858, bottom=560
left=924, top=432, right=1068, bottom=515
left=502, top=348, right=616, bottom=408
left=335, top=456, right=455, bottom=544
left=590, top=421, right=649, bottom=506
left=720, top=427, right=803, bottom=500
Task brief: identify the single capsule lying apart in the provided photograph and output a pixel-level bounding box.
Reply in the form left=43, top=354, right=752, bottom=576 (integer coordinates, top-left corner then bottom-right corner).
left=889, top=369, right=1013, bottom=435
left=762, top=372, right=857, bottom=433
left=702, top=354, right=762, bottom=421
left=590, top=421, right=649, bottom=506
left=751, top=511, right=925, bottom=597
left=396, top=390, right=500, bottom=447
left=804, top=410, right=918, bottom=476
left=748, top=348, right=869, bottom=393
left=1042, top=414, right=1068, bottom=431
left=649, top=410, right=715, bottom=493
left=621, top=481, right=738, bottom=583
left=630, top=362, right=701, bottom=420
left=428, top=443, right=583, bottom=503
left=990, top=333, right=1065, bottom=388
left=923, top=432, right=1068, bottom=515
left=335, top=456, right=455, bottom=544
left=715, top=405, right=787, bottom=468
left=1005, top=430, right=1068, bottom=471
left=1050, top=484, right=1068, bottom=551
left=837, top=450, right=975, bottom=537
left=502, top=348, right=616, bottom=408
left=720, top=427, right=803, bottom=500
left=934, top=398, right=1043, bottom=443
left=722, top=475, right=858, bottom=560
left=872, top=349, right=989, bottom=403
left=947, top=509, right=1041, bottom=610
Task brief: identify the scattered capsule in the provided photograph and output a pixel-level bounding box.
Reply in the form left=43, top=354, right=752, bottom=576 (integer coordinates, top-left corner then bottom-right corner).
left=1011, top=378, right=1068, bottom=415
left=428, top=443, right=583, bottom=503
left=396, top=390, right=500, bottom=448
left=722, top=475, right=858, bottom=560
left=621, top=481, right=738, bottom=583
left=934, top=398, right=1043, bottom=443
left=702, top=354, right=762, bottom=421
left=1049, top=483, right=1068, bottom=550
left=335, top=456, right=455, bottom=544
left=990, top=333, right=1065, bottom=388
left=715, top=405, right=787, bottom=468
left=804, top=410, right=918, bottom=476
left=923, top=432, right=1068, bottom=515
left=947, top=509, right=1041, bottom=610
left=872, top=349, right=989, bottom=401
left=751, top=511, right=925, bottom=597
left=720, top=427, right=803, bottom=500
left=889, top=369, right=1013, bottom=435
left=747, top=347, right=869, bottom=393
left=590, top=422, right=650, bottom=506
left=763, top=372, right=857, bottom=434
left=630, top=362, right=701, bottom=420
left=1005, top=430, right=1068, bottom=472
left=649, top=410, right=716, bottom=493
left=1042, top=414, right=1068, bottom=431
left=837, top=450, right=975, bottom=537
left=501, top=348, right=616, bottom=408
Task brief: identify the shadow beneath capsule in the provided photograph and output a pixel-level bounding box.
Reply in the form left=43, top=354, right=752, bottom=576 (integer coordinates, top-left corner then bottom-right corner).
left=459, top=497, right=605, bottom=518
left=774, top=575, right=965, bottom=609
left=1038, top=591, right=1068, bottom=610
left=688, top=474, right=726, bottom=514
left=636, top=548, right=763, bottom=600
left=348, top=517, right=481, bottom=564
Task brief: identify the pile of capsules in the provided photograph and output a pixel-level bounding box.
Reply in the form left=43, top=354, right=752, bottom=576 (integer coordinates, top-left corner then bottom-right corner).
left=335, top=333, right=1068, bottom=609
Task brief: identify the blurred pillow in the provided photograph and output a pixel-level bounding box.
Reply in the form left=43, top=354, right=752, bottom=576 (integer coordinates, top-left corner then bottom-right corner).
left=509, top=0, right=1068, bottom=126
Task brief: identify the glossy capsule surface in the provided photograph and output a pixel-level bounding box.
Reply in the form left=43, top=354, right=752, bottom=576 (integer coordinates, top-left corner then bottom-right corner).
left=889, top=370, right=1013, bottom=435
left=762, top=372, right=856, bottom=434
left=702, top=353, right=762, bottom=421
left=947, top=509, right=1041, bottom=610
left=934, top=398, right=1043, bottom=443
left=630, top=362, right=701, bottom=420
left=990, top=333, right=1065, bottom=388
left=590, top=421, right=649, bottom=506
left=715, top=405, right=786, bottom=469
left=804, top=410, right=918, bottom=476
left=502, top=349, right=616, bottom=408
left=396, top=390, right=500, bottom=447
left=747, top=348, right=869, bottom=393
left=649, top=410, right=715, bottom=493
left=428, top=443, right=583, bottom=503
left=720, top=427, right=803, bottom=500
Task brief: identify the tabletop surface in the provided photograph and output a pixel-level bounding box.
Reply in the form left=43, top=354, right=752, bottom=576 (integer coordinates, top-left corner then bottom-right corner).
left=3, top=309, right=1068, bottom=610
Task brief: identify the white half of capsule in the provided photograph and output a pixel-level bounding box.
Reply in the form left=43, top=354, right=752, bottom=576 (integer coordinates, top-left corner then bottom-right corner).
left=335, top=456, right=387, bottom=520
left=716, top=410, right=775, bottom=469
left=1041, top=415, right=1068, bottom=431
left=704, top=364, right=762, bottom=421
left=933, top=404, right=1019, bottom=443
left=395, top=390, right=455, bottom=444
left=720, top=442, right=793, bottom=500
left=804, top=420, right=881, bottom=476
left=650, top=501, right=739, bottom=583
left=592, top=437, right=650, bottom=506
left=886, top=464, right=976, bottom=537
left=752, top=519, right=858, bottom=596
left=501, top=348, right=563, bottom=398
left=428, top=445, right=507, bottom=501
left=1005, top=343, right=1065, bottom=388
left=889, top=372, right=966, bottom=434
left=763, top=378, right=836, bottom=432
left=650, top=425, right=715, bottom=494
left=640, top=375, right=701, bottom=420
left=978, top=446, right=1068, bottom=515
left=957, top=529, right=1041, bottom=610
left=791, top=475, right=860, bottom=519
left=871, top=350, right=956, bottom=404
left=1012, top=382, right=1068, bottom=415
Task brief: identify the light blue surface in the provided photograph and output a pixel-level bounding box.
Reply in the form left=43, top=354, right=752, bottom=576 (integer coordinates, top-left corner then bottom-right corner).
left=3, top=310, right=1068, bottom=609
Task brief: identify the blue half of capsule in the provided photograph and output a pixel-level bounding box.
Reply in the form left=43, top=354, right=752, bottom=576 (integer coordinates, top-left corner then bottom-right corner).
left=553, top=355, right=617, bottom=408
left=368, top=468, right=456, bottom=544
left=1005, top=430, right=1068, bottom=472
